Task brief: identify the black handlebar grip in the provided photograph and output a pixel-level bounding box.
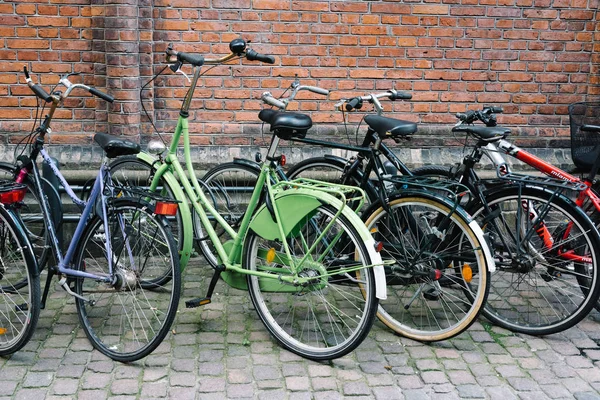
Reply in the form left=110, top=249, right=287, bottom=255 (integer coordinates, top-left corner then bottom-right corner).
left=31, top=84, right=52, bottom=103
left=89, top=87, right=115, bottom=103
left=345, top=97, right=362, bottom=111
left=23, top=66, right=30, bottom=80
left=177, top=52, right=205, bottom=67
left=490, top=106, right=503, bottom=113
left=246, top=49, right=275, bottom=64
left=456, top=110, right=476, bottom=122
left=389, top=90, right=412, bottom=101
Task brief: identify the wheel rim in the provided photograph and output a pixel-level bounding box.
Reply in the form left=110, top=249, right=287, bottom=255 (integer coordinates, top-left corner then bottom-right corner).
left=246, top=205, right=375, bottom=357
left=75, top=205, right=179, bottom=360
left=473, top=192, right=598, bottom=332
left=365, top=197, right=488, bottom=341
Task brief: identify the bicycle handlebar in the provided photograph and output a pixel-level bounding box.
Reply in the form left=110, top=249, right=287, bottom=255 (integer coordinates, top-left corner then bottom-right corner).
left=23, top=66, right=114, bottom=103
left=262, top=94, right=286, bottom=109
left=455, top=105, right=503, bottom=126
left=340, top=89, right=411, bottom=113
left=166, top=39, right=275, bottom=68
left=246, top=48, right=275, bottom=64
left=24, top=67, right=52, bottom=103
left=261, top=81, right=330, bottom=110
left=89, top=87, right=115, bottom=103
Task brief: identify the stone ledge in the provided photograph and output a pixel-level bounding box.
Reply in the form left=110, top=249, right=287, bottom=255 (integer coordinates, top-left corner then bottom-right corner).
left=0, top=144, right=576, bottom=182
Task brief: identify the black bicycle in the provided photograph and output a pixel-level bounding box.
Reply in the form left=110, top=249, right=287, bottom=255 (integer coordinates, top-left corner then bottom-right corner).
left=198, top=86, right=496, bottom=342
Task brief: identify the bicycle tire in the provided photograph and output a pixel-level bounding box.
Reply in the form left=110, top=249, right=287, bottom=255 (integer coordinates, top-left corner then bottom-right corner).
left=73, top=198, right=181, bottom=362
left=468, top=185, right=600, bottom=335
left=198, top=162, right=260, bottom=268
left=0, top=165, right=50, bottom=276
left=109, top=155, right=183, bottom=285
left=362, top=193, right=490, bottom=341
left=0, top=205, right=40, bottom=356
left=243, top=203, right=378, bottom=361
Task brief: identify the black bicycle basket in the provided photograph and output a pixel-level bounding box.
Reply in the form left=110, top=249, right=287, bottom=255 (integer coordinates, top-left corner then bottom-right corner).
left=569, top=101, right=600, bottom=170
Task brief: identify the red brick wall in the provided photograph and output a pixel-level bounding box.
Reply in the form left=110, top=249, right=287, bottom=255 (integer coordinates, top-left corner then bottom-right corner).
left=0, top=0, right=598, bottom=156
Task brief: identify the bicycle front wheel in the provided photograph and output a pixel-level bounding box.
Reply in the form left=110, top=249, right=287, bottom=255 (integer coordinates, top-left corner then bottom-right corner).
left=243, top=204, right=378, bottom=361
left=0, top=205, right=40, bottom=356
left=73, top=199, right=181, bottom=362
left=469, top=185, right=600, bottom=335
left=363, top=194, right=490, bottom=341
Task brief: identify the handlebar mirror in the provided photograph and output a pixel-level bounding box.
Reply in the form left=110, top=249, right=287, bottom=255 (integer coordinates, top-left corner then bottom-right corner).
left=229, top=38, right=247, bottom=54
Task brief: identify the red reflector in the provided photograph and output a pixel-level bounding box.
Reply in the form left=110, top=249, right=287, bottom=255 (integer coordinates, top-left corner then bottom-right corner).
left=375, top=241, right=384, bottom=252
left=0, top=189, right=26, bottom=204
left=280, top=154, right=286, bottom=167
left=434, top=269, right=442, bottom=280
left=155, top=202, right=178, bottom=216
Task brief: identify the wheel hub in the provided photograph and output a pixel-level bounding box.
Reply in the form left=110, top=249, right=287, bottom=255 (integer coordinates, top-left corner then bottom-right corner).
left=113, top=269, right=138, bottom=291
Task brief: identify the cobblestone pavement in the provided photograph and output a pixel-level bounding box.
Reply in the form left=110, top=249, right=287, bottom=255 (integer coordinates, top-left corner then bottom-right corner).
left=3, top=257, right=600, bottom=400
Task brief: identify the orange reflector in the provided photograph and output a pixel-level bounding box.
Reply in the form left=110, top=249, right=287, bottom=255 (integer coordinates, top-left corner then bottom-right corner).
left=462, top=264, right=473, bottom=283
left=155, top=202, right=178, bottom=216
left=0, top=327, right=6, bottom=335
left=0, top=189, right=26, bottom=204
left=370, top=228, right=378, bottom=233
left=280, top=154, right=286, bottom=167
left=266, top=248, right=276, bottom=263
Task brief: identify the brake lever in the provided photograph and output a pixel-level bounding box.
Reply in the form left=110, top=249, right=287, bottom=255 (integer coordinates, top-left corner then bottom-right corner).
left=176, top=67, right=191, bottom=83
left=169, top=61, right=190, bottom=83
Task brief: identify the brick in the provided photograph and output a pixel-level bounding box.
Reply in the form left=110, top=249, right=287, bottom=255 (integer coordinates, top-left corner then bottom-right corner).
left=413, top=5, right=449, bottom=14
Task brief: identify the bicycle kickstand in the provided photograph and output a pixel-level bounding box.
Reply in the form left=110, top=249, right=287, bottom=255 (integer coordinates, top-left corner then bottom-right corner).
left=185, top=264, right=225, bottom=308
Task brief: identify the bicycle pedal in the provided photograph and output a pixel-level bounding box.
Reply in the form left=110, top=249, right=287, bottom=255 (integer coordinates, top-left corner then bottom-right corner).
left=423, top=288, right=441, bottom=301
left=185, top=297, right=211, bottom=308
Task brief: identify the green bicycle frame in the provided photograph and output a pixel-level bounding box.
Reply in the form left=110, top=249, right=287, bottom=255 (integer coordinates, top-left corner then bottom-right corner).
left=144, top=115, right=387, bottom=293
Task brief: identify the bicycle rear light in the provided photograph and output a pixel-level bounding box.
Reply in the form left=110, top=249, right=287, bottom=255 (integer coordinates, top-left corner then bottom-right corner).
left=155, top=201, right=178, bottom=216
left=0, top=189, right=26, bottom=204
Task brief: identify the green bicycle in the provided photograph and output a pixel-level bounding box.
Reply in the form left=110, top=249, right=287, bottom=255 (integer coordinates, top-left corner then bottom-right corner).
left=110, top=39, right=387, bottom=361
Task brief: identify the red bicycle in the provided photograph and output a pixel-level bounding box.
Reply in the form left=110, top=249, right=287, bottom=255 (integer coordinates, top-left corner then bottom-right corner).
left=413, top=102, right=600, bottom=335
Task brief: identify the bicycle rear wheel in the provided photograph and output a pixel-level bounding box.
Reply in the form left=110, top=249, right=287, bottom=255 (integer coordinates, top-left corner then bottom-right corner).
left=362, top=193, right=490, bottom=341
left=0, top=205, right=40, bottom=356
left=243, top=204, right=378, bottom=361
left=469, top=185, right=600, bottom=335
left=73, top=199, right=181, bottom=362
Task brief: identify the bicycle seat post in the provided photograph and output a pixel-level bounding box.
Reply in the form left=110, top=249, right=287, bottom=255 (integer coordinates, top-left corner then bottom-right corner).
left=266, top=135, right=281, bottom=162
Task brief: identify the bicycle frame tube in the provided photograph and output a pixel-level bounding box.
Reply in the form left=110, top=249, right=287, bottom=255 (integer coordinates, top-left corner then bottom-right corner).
left=40, top=149, right=86, bottom=208
left=157, top=116, right=268, bottom=268
left=31, top=160, right=112, bottom=282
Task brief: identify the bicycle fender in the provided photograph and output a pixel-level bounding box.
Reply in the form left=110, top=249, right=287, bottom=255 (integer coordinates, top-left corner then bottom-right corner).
left=467, top=219, right=496, bottom=273
left=249, top=188, right=387, bottom=300
left=134, top=152, right=194, bottom=269
left=232, top=158, right=261, bottom=173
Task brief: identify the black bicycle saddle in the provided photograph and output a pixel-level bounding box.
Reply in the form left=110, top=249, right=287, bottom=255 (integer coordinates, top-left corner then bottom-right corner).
left=364, top=115, right=417, bottom=138
left=94, top=133, right=141, bottom=158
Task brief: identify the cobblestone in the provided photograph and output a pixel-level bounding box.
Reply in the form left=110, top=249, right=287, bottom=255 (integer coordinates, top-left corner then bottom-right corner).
left=2, top=258, right=600, bottom=398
